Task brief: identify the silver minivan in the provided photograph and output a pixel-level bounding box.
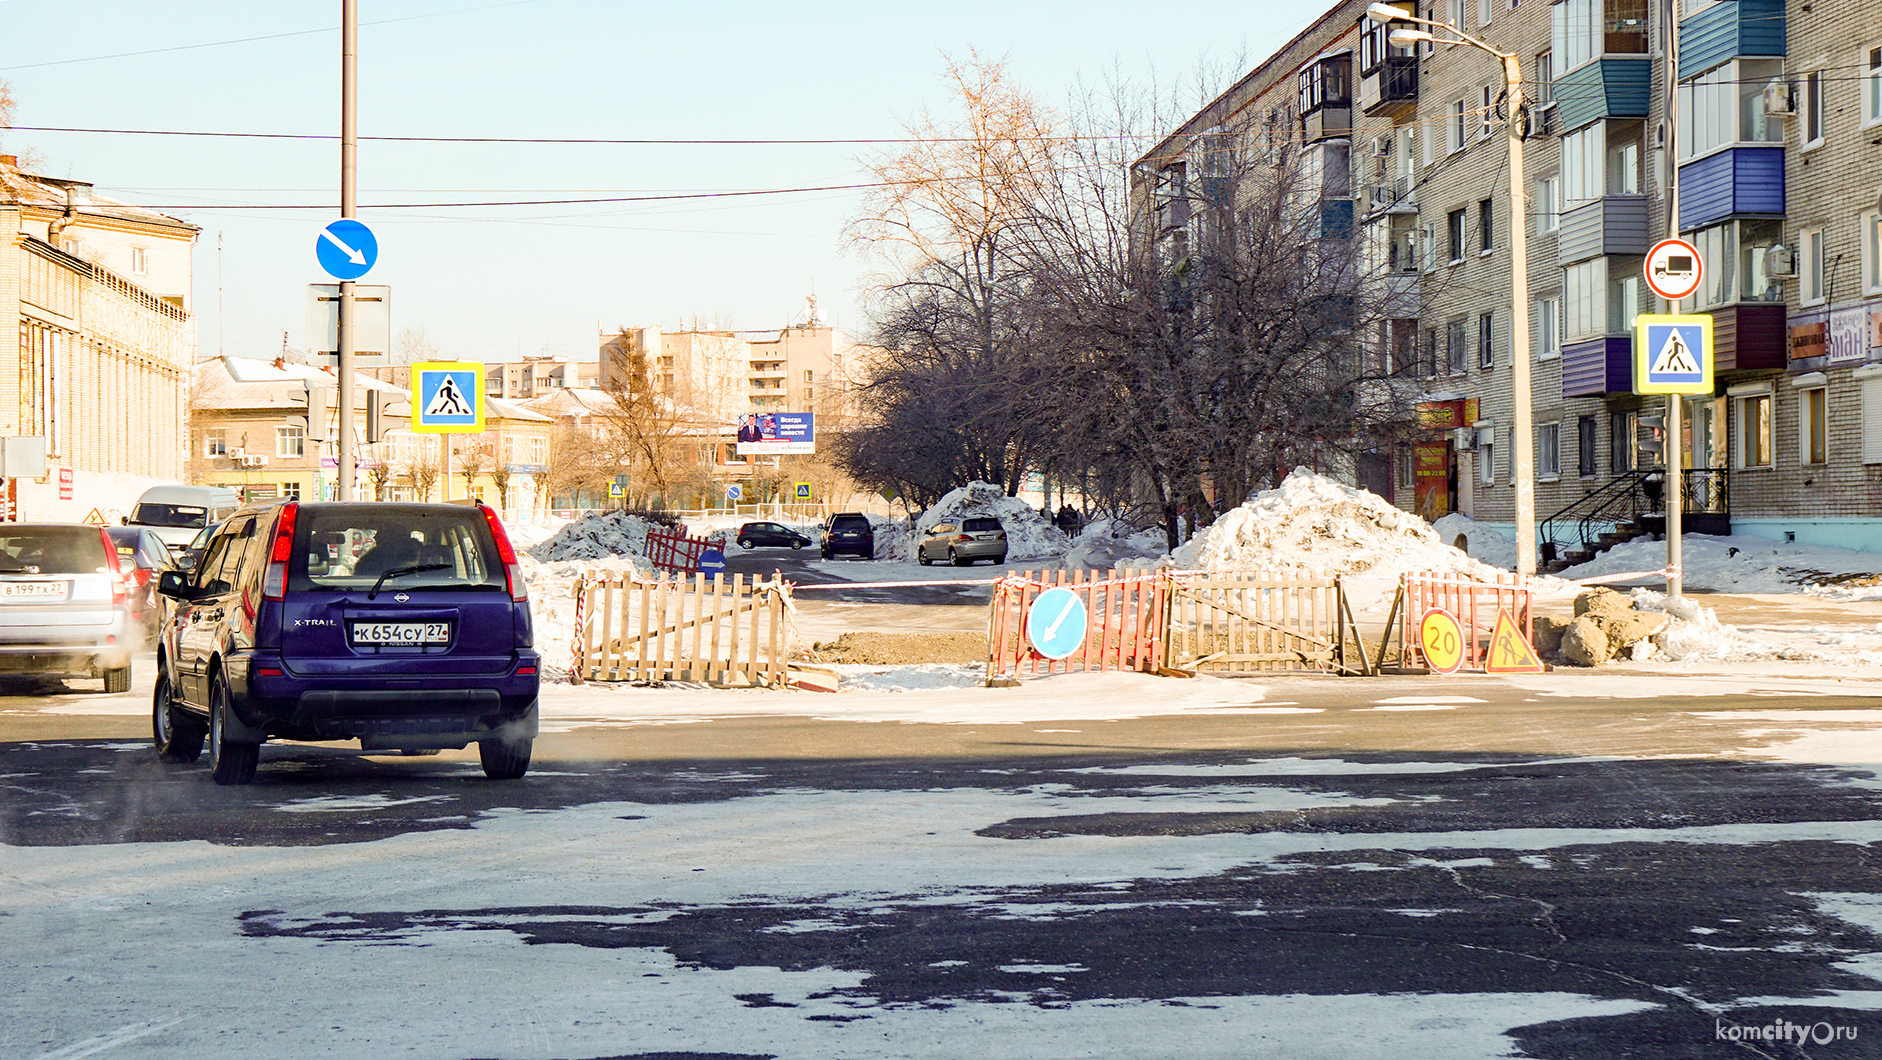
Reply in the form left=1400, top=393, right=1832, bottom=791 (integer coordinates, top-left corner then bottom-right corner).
left=128, top=485, right=241, bottom=556
left=0, top=525, right=135, bottom=691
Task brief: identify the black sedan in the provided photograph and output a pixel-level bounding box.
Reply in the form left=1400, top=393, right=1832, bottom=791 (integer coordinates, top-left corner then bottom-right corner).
left=105, top=525, right=177, bottom=641
left=735, top=521, right=811, bottom=550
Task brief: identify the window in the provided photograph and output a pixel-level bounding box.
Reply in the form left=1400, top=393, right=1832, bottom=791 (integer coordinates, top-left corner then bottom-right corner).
left=1449, top=0, right=1467, bottom=28
left=1479, top=311, right=1496, bottom=369
left=1560, top=125, right=1604, bottom=211
left=1448, top=208, right=1466, bottom=263
left=1605, top=122, right=1643, bottom=194
left=1678, top=60, right=1784, bottom=160
left=1479, top=428, right=1497, bottom=485
left=1480, top=85, right=1496, bottom=139
left=276, top=426, right=305, bottom=458
left=1803, top=69, right=1824, bottom=147
left=1396, top=444, right=1415, bottom=488
left=1534, top=50, right=1554, bottom=105
left=1800, top=227, right=1826, bottom=306
left=1683, top=220, right=1785, bottom=308
left=1863, top=211, right=1882, bottom=294
left=1578, top=414, right=1598, bottom=476
left=1800, top=386, right=1828, bottom=465
left=1864, top=373, right=1882, bottom=464
left=1737, top=391, right=1773, bottom=468
left=281, top=482, right=302, bottom=501
left=1552, top=0, right=1647, bottom=75
left=205, top=432, right=227, bottom=458
left=1611, top=411, right=1633, bottom=472
left=1535, top=175, right=1560, bottom=233
left=129, top=247, right=148, bottom=275
left=1866, top=46, right=1882, bottom=127
left=1450, top=99, right=1468, bottom=152
left=1607, top=261, right=1642, bottom=334
left=1478, top=0, right=1495, bottom=25
left=1564, top=258, right=1607, bottom=342
left=1448, top=319, right=1469, bottom=374
left=1537, top=422, right=1561, bottom=479
left=1479, top=197, right=1494, bottom=253
left=1534, top=296, right=1561, bottom=359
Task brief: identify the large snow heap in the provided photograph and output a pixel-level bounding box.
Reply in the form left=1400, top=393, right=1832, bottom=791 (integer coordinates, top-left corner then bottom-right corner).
left=1165, top=468, right=1571, bottom=611
left=527, top=510, right=661, bottom=568
left=879, top=482, right=1070, bottom=563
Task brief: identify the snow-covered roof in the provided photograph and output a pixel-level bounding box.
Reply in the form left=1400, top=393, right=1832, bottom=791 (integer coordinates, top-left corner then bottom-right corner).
left=193, top=355, right=409, bottom=411
left=0, top=164, right=198, bottom=234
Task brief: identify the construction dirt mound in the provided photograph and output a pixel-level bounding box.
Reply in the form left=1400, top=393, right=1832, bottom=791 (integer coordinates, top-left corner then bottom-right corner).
left=806, top=631, right=986, bottom=666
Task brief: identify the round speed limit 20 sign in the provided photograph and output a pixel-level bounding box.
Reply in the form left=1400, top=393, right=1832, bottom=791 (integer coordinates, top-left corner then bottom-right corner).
left=1418, top=608, right=1466, bottom=674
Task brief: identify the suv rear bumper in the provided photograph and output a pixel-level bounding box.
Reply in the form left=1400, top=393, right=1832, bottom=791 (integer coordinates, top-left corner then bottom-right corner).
left=231, top=650, right=540, bottom=749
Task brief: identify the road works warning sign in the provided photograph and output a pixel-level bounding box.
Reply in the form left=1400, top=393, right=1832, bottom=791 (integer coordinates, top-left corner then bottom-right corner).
left=1484, top=610, right=1544, bottom=673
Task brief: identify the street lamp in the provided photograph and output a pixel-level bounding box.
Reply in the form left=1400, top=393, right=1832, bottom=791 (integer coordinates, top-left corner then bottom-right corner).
left=1365, top=2, right=1537, bottom=577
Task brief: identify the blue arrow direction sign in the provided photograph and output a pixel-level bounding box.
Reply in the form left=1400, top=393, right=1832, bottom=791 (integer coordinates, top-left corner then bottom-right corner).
left=1634, top=313, right=1714, bottom=395
left=1026, top=587, right=1089, bottom=661
left=315, top=218, right=379, bottom=280
left=698, top=550, right=727, bottom=576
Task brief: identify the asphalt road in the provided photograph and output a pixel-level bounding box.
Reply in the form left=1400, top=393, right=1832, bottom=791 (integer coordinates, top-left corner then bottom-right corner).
left=8, top=646, right=1882, bottom=1057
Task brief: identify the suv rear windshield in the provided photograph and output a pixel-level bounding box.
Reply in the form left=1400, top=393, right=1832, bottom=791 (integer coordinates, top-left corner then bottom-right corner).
left=829, top=516, right=872, bottom=531
left=288, top=506, right=505, bottom=593
left=131, top=503, right=209, bottom=529
left=961, top=518, right=1002, bottom=532
left=0, top=527, right=109, bottom=575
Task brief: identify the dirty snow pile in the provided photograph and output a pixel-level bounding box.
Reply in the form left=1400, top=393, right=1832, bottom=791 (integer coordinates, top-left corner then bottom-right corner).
left=1164, top=468, right=1574, bottom=612
left=877, top=482, right=1070, bottom=563
left=528, top=510, right=664, bottom=566
left=1562, top=533, right=1881, bottom=595
left=1625, top=589, right=1753, bottom=663
left=1433, top=513, right=1518, bottom=568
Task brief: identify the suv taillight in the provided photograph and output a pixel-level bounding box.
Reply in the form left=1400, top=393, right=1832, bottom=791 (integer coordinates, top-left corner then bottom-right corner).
left=955, top=533, right=972, bottom=543
left=262, top=502, right=298, bottom=601
left=481, top=505, right=527, bottom=601
left=98, top=529, right=126, bottom=605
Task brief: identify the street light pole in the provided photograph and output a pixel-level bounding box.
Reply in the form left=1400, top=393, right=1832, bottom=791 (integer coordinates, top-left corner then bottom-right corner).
left=336, top=0, right=358, bottom=502
left=1368, top=4, right=1535, bottom=575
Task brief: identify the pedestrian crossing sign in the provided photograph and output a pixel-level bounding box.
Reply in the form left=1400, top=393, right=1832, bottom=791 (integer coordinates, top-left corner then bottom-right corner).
left=1634, top=314, right=1713, bottom=395
left=411, top=361, right=485, bottom=434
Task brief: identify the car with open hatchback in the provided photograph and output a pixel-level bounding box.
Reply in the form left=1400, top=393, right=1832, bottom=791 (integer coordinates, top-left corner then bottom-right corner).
left=152, top=501, right=539, bottom=785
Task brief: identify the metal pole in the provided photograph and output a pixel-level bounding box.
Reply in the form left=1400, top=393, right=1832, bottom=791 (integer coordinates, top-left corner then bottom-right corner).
left=336, top=0, right=358, bottom=501
left=1504, top=54, right=1535, bottom=576
left=1664, top=0, right=1683, bottom=603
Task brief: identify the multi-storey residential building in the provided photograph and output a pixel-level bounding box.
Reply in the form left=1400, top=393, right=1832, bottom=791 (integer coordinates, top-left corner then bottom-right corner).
left=483, top=356, right=598, bottom=401
left=1153, top=0, right=1882, bottom=559
left=1, top=156, right=198, bottom=520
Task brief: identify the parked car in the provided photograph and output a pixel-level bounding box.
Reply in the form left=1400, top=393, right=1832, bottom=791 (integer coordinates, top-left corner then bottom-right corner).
left=177, top=523, right=217, bottom=573
left=126, top=484, right=241, bottom=557
left=820, top=513, right=875, bottom=560
left=152, top=501, right=540, bottom=785
left=917, top=517, right=1008, bottom=566
left=0, top=524, right=135, bottom=692
left=106, top=526, right=178, bottom=640
left=735, top=521, right=810, bottom=550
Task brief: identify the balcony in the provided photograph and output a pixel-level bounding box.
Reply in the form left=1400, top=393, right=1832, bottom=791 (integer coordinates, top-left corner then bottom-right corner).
left=1366, top=175, right=1419, bottom=215
left=1303, top=104, right=1351, bottom=143
left=1555, top=196, right=1652, bottom=266
left=1360, top=56, right=1418, bottom=122
left=1679, top=0, right=1785, bottom=79
left=1678, top=148, right=1784, bottom=230
left=1562, top=336, right=1634, bottom=397
left=1555, top=58, right=1653, bottom=132
left=1706, top=304, right=1787, bottom=373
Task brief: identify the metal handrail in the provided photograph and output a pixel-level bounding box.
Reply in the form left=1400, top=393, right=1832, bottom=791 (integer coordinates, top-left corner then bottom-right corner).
left=1540, top=469, right=1656, bottom=555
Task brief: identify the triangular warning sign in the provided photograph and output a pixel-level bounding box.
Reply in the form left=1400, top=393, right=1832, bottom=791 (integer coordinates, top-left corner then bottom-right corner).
left=425, top=376, right=473, bottom=417
left=82, top=508, right=107, bottom=526
left=1650, top=329, right=1698, bottom=375
left=1484, top=609, right=1544, bottom=673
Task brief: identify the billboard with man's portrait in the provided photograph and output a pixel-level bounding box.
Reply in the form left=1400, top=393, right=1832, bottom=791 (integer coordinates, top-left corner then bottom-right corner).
left=734, top=411, right=816, bottom=455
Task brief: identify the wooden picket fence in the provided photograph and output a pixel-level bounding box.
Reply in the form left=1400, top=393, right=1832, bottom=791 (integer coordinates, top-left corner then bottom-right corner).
left=570, top=570, right=790, bottom=687
left=986, top=569, right=1368, bottom=683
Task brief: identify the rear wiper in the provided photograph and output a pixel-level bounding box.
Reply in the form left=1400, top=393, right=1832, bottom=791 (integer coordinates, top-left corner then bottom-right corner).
left=368, top=562, right=451, bottom=599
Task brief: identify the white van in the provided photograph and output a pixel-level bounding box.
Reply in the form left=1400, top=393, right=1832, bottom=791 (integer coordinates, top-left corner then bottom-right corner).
left=127, top=485, right=242, bottom=553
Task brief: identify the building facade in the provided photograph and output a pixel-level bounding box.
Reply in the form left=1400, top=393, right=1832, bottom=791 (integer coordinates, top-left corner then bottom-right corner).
left=1, top=157, right=198, bottom=520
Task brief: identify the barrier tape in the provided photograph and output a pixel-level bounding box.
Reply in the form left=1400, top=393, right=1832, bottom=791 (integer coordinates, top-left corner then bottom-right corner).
left=568, top=571, right=590, bottom=679
left=1570, top=566, right=1681, bottom=586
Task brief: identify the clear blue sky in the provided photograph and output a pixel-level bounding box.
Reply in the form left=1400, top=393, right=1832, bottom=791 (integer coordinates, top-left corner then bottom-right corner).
left=0, top=1, right=1323, bottom=362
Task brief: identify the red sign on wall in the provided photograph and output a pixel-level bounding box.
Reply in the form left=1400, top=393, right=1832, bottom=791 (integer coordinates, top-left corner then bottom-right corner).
left=58, top=468, right=72, bottom=501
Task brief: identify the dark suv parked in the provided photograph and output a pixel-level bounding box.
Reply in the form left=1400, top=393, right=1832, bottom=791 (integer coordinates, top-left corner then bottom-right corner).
left=820, top=513, right=875, bottom=560
left=152, top=501, right=540, bottom=785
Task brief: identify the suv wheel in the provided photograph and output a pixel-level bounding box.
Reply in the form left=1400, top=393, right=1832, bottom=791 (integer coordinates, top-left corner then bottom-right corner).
left=479, top=735, right=532, bottom=780
left=152, top=671, right=204, bottom=763
left=208, top=676, right=259, bottom=786
left=918, top=548, right=931, bottom=566
left=950, top=548, right=965, bottom=567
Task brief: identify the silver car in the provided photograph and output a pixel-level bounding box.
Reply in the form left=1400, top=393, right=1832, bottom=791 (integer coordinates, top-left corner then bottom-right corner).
left=917, top=516, right=1008, bottom=566
left=0, top=525, right=135, bottom=692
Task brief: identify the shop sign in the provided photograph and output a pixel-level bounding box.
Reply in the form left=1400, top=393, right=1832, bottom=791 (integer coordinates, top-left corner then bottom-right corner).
left=1829, top=306, right=1868, bottom=363
left=1790, top=321, right=1825, bottom=361
left=1416, top=400, right=1464, bottom=429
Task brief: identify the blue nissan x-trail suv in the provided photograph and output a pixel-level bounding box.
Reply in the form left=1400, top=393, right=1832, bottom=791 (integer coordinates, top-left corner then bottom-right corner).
left=152, top=501, right=540, bottom=784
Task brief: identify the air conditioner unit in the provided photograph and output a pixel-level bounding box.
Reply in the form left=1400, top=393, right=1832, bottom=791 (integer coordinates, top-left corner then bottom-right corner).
left=1766, top=243, right=1796, bottom=277
left=228, top=447, right=245, bottom=458
left=1452, top=426, right=1477, bottom=451
left=1763, top=81, right=1795, bottom=117
left=243, top=454, right=269, bottom=467
left=1372, top=135, right=1392, bottom=156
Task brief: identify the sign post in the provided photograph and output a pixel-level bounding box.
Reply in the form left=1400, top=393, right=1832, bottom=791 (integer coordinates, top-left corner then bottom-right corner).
left=1634, top=299, right=1713, bottom=606
left=410, top=361, right=484, bottom=505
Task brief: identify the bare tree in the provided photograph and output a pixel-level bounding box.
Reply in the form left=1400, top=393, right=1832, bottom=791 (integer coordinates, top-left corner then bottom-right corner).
left=457, top=441, right=491, bottom=501
left=0, top=79, right=44, bottom=170
left=394, top=327, right=442, bottom=367
left=366, top=460, right=393, bottom=501
left=411, top=451, right=439, bottom=502
left=541, top=423, right=611, bottom=509
left=490, top=457, right=514, bottom=512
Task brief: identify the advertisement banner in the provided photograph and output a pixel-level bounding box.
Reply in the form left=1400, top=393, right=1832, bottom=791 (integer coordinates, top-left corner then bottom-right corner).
left=1829, top=306, right=1868, bottom=363
left=735, top=412, right=816, bottom=455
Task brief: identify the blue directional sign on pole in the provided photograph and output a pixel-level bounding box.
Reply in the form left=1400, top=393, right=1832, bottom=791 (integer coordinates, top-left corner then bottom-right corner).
left=725, top=484, right=743, bottom=502
left=409, top=360, right=484, bottom=434
left=1634, top=313, right=1714, bottom=395
left=698, top=550, right=727, bottom=577
left=314, top=218, right=379, bottom=281
left=1026, top=587, right=1088, bottom=661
